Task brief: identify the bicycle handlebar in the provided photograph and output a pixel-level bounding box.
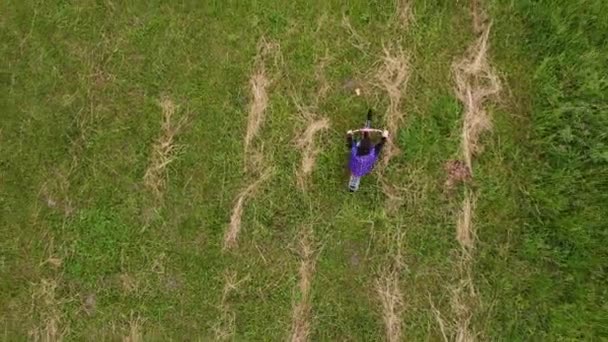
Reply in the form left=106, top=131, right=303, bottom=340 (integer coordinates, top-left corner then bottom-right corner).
left=350, top=128, right=384, bottom=134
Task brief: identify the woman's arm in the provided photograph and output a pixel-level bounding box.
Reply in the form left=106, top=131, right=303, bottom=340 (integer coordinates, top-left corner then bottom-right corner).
left=374, top=137, right=387, bottom=154
left=375, top=130, right=390, bottom=154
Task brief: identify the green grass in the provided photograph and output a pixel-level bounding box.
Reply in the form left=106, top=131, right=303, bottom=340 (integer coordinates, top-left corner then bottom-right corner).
left=1, top=0, right=606, bottom=340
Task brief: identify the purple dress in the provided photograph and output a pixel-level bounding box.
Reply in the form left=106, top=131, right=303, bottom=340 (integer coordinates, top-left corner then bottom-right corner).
left=349, top=145, right=378, bottom=177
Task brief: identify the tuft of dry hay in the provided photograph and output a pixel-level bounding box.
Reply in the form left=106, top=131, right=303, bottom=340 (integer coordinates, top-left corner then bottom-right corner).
left=376, top=231, right=406, bottom=342
left=143, top=97, right=187, bottom=201
left=243, top=38, right=279, bottom=169
left=395, top=0, right=414, bottom=28
left=295, top=118, right=330, bottom=190
left=376, top=46, right=410, bottom=168
left=376, top=269, right=404, bottom=342
left=214, top=271, right=249, bottom=341
left=119, top=273, right=139, bottom=294
left=122, top=313, right=144, bottom=342
left=470, top=0, right=489, bottom=34
left=456, top=194, right=476, bottom=250
left=244, top=69, right=270, bottom=160
left=429, top=295, right=450, bottom=342
left=223, top=168, right=273, bottom=250
left=451, top=196, right=479, bottom=340
left=290, top=227, right=317, bottom=342
left=292, top=57, right=332, bottom=190
left=450, top=276, right=477, bottom=342
left=453, top=24, right=501, bottom=172
left=341, top=15, right=371, bottom=53
left=444, top=7, right=500, bottom=339
left=29, top=279, right=66, bottom=342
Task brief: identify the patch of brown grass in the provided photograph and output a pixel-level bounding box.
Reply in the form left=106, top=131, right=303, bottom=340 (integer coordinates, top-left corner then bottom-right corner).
left=445, top=7, right=500, bottom=339
left=243, top=38, right=280, bottom=169
left=223, top=168, right=273, bottom=250
left=293, top=54, right=332, bottom=190
left=456, top=193, right=476, bottom=250
left=244, top=69, right=270, bottom=160
left=376, top=231, right=406, bottom=342
left=295, top=118, right=330, bottom=190
left=40, top=236, right=63, bottom=270
left=429, top=295, right=450, bottom=342
left=40, top=168, right=75, bottom=217
left=375, top=46, right=410, bottom=168
left=28, top=279, right=66, bottom=342
left=214, top=271, right=249, bottom=341
left=429, top=261, right=478, bottom=342
left=452, top=193, right=478, bottom=341
left=395, top=0, right=414, bottom=28
left=341, top=15, right=371, bottom=54
left=119, top=273, right=139, bottom=294
left=453, top=24, right=501, bottom=172
left=29, top=239, right=69, bottom=342
left=450, top=273, right=477, bottom=342
left=376, top=271, right=404, bottom=342
left=290, top=227, right=317, bottom=342
left=122, top=313, right=144, bottom=342
left=470, top=0, right=489, bottom=34
left=143, top=97, right=187, bottom=202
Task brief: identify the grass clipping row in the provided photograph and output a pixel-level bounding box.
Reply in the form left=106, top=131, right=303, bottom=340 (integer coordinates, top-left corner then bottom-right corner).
left=224, top=38, right=277, bottom=250
left=453, top=24, right=501, bottom=173
left=446, top=17, right=501, bottom=342
left=376, top=46, right=410, bottom=169
left=290, top=227, right=317, bottom=342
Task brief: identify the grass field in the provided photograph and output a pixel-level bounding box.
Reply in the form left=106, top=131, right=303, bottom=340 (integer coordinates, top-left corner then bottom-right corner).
left=1, top=0, right=607, bottom=340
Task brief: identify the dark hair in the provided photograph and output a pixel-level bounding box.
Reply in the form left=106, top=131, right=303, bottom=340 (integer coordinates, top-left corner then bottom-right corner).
left=357, top=135, right=372, bottom=156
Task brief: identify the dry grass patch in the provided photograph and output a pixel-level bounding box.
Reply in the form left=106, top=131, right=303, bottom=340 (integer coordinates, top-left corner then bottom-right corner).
left=376, top=270, right=405, bottom=342
left=243, top=38, right=280, bottom=169
left=244, top=69, right=270, bottom=161
left=445, top=5, right=500, bottom=339
left=290, top=227, right=317, bottom=342
left=375, top=231, right=406, bottom=342
left=341, top=15, right=371, bottom=53
left=429, top=260, right=478, bottom=342
left=122, top=313, right=145, bottom=342
left=456, top=193, right=476, bottom=250
left=295, top=113, right=330, bottom=190
left=450, top=271, right=477, bottom=342
left=453, top=24, right=501, bottom=172
left=293, top=55, right=332, bottom=190
left=223, top=168, right=273, bottom=250
left=470, top=0, right=489, bottom=34
left=375, top=46, right=410, bottom=168
left=214, top=271, right=249, bottom=341
left=29, top=237, right=68, bottom=342
left=394, top=0, right=414, bottom=28
left=28, top=279, right=67, bottom=342
left=143, top=97, right=187, bottom=202
left=40, top=168, right=75, bottom=217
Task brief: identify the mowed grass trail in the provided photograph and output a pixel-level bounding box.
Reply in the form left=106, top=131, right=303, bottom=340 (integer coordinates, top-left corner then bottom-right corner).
left=1, top=0, right=606, bottom=340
